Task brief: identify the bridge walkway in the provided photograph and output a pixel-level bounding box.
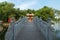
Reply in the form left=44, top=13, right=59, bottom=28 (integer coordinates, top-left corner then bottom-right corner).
left=14, top=20, right=46, bottom=40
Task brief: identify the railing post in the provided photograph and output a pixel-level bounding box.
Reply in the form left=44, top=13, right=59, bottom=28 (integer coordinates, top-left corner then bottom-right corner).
left=34, top=17, right=55, bottom=40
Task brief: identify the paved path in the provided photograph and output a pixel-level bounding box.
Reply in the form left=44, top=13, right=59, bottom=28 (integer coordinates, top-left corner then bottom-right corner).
left=15, top=20, right=46, bottom=40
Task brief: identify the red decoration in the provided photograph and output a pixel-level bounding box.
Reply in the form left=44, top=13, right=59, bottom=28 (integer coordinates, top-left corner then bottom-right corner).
left=8, top=18, right=12, bottom=23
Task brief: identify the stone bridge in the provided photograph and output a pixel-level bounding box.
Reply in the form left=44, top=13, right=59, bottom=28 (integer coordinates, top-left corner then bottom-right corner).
left=5, top=17, right=56, bottom=40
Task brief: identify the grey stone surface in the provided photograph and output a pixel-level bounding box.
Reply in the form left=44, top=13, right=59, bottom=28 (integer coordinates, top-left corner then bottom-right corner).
left=33, top=17, right=55, bottom=40
left=5, top=18, right=27, bottom=40
left=15, top=21, right=46, bottom=40
left=5, top=17, right=54, bottom=40
left=5, top=17, right=46, bottom=40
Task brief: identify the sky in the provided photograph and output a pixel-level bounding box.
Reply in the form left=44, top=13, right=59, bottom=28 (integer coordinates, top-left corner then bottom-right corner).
left=0, top=0, right=60, bottom=10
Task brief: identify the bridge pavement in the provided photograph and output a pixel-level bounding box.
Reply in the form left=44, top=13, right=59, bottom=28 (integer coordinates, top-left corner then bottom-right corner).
left=15, top=20, right=46, bottom=40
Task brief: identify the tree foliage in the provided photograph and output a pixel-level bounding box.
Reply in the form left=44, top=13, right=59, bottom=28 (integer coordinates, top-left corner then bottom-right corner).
left=35, top=6, right=54, bottom=21
left=0, top=2, right=24, bottom=21
left=0, top=2, right=15, bottom=21
left=0, top=2, right=55, bottom=22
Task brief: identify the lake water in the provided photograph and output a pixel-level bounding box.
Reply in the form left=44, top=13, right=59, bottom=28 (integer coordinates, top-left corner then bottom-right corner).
left=53, top=22, right=60, bottom=30
left=52, top=21, right=60, bottom=39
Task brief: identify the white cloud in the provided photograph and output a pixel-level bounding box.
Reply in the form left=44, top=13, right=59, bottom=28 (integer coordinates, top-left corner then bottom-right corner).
left=15, top=0, right=37, bottom=10
left=0, top=0, right=7, bottom=2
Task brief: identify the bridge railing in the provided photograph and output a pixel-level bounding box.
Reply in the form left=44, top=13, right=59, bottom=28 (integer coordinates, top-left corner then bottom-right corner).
left=34, top=17, right=56, bottom=40
left=5, top=17, right=27, bottom=40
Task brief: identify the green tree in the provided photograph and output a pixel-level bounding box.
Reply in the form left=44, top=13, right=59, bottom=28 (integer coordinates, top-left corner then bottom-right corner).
left=0, top=1, right=15, bottom=22
left=35, top=6, right=54, bottom=21
left=27, top=9, right=35, bottom=14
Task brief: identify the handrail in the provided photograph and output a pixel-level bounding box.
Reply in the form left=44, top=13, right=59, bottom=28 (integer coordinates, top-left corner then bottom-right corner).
left=5, top=17, right=56, bottom=40
left=5, top=17, right=27, bottom=40
left=33, top=17, right=55, bottom=40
